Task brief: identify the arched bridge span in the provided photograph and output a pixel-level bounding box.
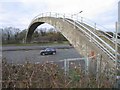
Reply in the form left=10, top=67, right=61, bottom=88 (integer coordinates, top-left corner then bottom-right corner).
left=26, top=13, right=119, bottom=68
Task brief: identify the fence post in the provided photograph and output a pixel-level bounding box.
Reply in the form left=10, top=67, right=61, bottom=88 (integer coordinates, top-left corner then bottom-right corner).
left=64, top=59, right=69, bottom=76
left=115, top=22, right=118, bottom=84
left=49, top=12, right=51, bottom=17
left=67, top=60, right=69, bottom=74
left=56, top=13, right=58, bottom=18
left=74, top=19, right=76, bottom=29
left=0, top=37, right=2, bottom=90
left=84, top=56, right=89, bottom=87
left=99, top=54, right=102, bottom=87
left=92, top=23, right=96, bottom=41
left=85, top=57, right=89, bottom=76
left=63, top=14, right=65, bottom=21
left=94, top=23, right=96, bottom=33
left=81, top=17, right=83, bottom=23
left=41, top=13, right=43, bottom=17
left=90, top=31, right=92, bottom=42
left=64, top=59, right=67, bottom=76
left=96, top=54, right=100, bottom=88
left=84, top=58, right=88, bottom=74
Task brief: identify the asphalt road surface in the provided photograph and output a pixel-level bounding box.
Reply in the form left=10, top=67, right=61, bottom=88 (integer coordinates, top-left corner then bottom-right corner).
left=2, top=47, right=82, bottom=64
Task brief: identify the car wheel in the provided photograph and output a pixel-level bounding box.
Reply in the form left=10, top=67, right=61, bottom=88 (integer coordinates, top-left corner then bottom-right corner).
left=42, top=53, right=45, bottom=55
left=53, top=52, right=56, bottom=55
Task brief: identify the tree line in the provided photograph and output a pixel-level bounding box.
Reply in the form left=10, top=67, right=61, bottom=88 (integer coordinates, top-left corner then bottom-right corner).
left=1, top=27, right=68, bottom=44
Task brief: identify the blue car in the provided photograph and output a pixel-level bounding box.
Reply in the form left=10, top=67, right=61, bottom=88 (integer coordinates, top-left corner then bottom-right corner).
left=40, top=48, right=56, bottom=55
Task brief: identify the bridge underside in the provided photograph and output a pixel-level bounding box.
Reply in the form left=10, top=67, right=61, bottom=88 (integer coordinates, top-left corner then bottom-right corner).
left=26, top=22, right=44, bottom=42
left=26, top=17, right=115, bottom=68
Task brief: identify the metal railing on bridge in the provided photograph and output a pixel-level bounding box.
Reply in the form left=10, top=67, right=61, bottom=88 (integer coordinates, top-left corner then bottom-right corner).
left=31, top=12, right=120, bottom=45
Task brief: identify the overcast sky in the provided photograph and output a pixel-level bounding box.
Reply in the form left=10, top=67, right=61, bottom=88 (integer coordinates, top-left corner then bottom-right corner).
left=0, top=0, right=119, bottom=32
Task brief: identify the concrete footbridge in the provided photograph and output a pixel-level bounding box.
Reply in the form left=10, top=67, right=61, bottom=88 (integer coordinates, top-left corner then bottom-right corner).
left=26, top=12, right=120, bottom=70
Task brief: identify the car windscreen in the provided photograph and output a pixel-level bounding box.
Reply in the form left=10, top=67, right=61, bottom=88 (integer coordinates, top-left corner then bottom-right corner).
left=46, top=48, right=55, bottom=51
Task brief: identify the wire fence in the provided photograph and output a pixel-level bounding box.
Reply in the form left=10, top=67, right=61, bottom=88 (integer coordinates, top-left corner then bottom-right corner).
left=2, top=54, right=118, bottom=88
